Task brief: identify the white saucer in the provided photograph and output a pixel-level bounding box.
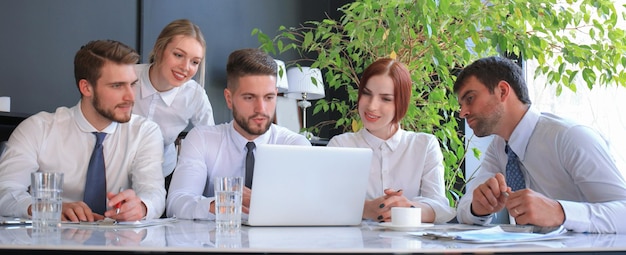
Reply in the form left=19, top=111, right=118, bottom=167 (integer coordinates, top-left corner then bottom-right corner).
left=379, top=222, right=434, bottom=231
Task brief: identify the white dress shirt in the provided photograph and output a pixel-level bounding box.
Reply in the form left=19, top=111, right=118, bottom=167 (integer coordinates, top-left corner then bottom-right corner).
left=0, top=102, right=166, bottom=219
left=457, top=106, right=626, bottom=233
left=166, top=121, right=311, bottom=219
left=327, top=128, right=456, bottom=223
left=133, top=64, right=215, bottom=177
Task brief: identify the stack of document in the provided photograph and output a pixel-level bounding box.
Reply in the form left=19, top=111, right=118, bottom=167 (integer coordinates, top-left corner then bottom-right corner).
left=417, top=225, right=568, bottom=243
left=62, top=218, right=177, bottom=229
left=0, top=217, right=31, bottom=226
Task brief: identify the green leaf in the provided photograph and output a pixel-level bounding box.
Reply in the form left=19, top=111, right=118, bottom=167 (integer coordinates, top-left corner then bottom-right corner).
left=582, top=68, right=597, bottom=88
left=303, top=32, right=313, bottom=48
left=471, top=147, right=482, bottom=160
left=249, top=0, right=626, bottom=206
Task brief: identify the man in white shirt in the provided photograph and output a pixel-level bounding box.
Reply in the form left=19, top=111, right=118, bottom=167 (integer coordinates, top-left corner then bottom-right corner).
left=167, top=48, right=311, bottom=220
left=0, top=40, right=166, bottom=222
left=454, top=56, right=626, bottom=233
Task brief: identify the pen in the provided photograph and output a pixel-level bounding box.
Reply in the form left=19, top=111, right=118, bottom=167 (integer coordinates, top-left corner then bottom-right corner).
left=501, top=191, right=509, bottom=198
left=115, top=188, right=124, bottom=214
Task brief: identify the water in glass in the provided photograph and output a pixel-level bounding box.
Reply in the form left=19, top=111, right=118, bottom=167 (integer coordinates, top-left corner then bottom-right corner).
left=31, top=191, right=62, bottom=229
left=215, top=190, right=242, bottom=229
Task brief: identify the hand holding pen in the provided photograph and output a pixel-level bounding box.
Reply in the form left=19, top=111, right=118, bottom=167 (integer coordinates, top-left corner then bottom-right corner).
left=105, top=188, right=147, bottom=221
left=470, top=173, right=510, bottom=216
left=115, top=188, right=124, bottom=214
left=383, top=188, right=403, bottom=198
left=364, top=188, right=413, bottom=222
left=105, top=188, right=127, bottom=219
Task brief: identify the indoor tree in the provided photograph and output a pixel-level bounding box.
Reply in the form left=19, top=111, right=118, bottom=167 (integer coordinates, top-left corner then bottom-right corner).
left=253, top=0, right=626, bottom=205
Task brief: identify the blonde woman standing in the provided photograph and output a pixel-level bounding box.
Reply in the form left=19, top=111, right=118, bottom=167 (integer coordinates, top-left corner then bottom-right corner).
left=134, top=19, right=215, bottom=177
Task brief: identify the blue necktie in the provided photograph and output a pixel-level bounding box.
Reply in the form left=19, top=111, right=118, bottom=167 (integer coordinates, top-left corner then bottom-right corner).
left=505, top=144, right=525, bottom=191
left=245, top=142, right=256, bottom=188
left=84, top=132, right=107, bottom=214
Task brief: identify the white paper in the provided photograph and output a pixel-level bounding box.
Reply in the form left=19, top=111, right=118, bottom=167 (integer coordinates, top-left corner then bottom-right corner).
left=62, top=217, right=177, bottom=229
left=415, top=225, right=569, bottom=243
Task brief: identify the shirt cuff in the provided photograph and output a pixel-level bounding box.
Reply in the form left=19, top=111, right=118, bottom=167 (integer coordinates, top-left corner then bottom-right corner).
left=195, top=197, right=215, bottom=220
left=21, top=198, right=32, bottom=219
left=559, top=200, right=588, bottom=232
left=468, top=204, right=494, bottom=225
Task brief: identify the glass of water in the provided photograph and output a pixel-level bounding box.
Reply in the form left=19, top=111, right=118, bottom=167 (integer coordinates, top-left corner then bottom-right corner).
left=213, top=176, right=243, bottom=230
left=31, top=172, right=63, bottom=230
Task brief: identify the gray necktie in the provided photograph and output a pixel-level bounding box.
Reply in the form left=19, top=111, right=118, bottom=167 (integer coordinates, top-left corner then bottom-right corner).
left=84, top=132, right=107, bottom=214
left=505, top=144, right=525, bottom=191
left=245, top=142, right=256, bottom=188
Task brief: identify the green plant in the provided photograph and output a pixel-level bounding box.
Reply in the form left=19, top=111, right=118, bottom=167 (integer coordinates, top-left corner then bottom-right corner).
left=253, top=0, right=626, bottom=206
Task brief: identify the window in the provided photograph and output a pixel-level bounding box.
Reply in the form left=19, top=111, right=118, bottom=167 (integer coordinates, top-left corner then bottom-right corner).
left=466, top=2, right=626, bottom=179
left=524, top=1, right=626, bottom=176
left=525, top=61, right=626, bottom=176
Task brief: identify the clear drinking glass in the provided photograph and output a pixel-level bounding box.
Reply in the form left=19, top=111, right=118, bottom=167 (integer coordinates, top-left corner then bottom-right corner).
left=213, top=176, right=243, bottom=230
left=30, top=172, right=64, bottom=230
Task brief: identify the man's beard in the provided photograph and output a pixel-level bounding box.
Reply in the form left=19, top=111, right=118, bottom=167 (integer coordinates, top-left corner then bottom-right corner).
left=468, top=103, right=503, bottom=137
left=93, top=92, right=132, bottom=123
left=233, top=105, right=272, bottom=136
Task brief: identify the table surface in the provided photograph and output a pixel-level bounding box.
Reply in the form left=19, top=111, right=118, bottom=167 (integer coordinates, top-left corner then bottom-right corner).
left=1, top=219, right=625, bottom=254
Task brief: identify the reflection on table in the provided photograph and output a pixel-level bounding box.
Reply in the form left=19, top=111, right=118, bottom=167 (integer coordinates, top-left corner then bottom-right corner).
left=1, top=220, right=626, bottom=254
left=0, top=225, right=164, bottom=248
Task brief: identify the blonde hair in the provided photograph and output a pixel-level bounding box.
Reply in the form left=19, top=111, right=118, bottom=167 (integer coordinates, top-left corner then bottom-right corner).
left=149, top=19, right=207, bottom=87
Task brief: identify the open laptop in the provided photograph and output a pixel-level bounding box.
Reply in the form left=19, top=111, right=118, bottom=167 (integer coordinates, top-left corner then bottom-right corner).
left=244, top=144, right=372, bottom=226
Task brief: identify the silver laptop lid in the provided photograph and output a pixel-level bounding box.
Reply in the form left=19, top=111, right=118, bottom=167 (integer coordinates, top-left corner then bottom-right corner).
left=246, top=144, right=372, bottom=226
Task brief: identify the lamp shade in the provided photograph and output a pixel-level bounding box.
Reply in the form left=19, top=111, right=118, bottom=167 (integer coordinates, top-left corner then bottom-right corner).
left=286, top=67, right=325, bottom=100
left=274, top=59, right=289, bottom=93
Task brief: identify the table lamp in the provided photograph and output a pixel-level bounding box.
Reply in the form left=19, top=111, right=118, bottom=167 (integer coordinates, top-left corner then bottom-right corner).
left=286, top=67, right=325, bottom=138
left=274, top=59, right=289, bottom=93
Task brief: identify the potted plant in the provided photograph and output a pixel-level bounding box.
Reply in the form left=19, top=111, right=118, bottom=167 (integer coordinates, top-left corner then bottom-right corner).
left=254, top=0, right=626, bottom=205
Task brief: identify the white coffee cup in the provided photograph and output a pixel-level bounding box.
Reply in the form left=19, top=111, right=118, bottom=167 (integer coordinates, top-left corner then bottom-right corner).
left=391, top=207, right=421, bottom=226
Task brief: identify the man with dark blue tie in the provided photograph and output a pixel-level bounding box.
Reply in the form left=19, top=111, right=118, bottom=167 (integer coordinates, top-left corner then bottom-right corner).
left=454, top=56, right=626, bottom=234
left=0, top=40, right=165, bottom=222
left=166, top=48, right=311, bottom=220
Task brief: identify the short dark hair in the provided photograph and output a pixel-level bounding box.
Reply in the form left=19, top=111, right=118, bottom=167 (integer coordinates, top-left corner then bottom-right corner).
left=226, top=48, right=276, bottom=90
left=74, top=40, right=139, bottom=90
left=453, top=56, right=531, bottom=104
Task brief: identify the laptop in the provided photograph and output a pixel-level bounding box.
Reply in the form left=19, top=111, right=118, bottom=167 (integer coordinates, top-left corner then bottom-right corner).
left=245, top=144, right=372, bottom=226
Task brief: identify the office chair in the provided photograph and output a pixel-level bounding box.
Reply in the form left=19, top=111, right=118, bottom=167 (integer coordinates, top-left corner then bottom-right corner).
left=0, top=140, right=7, bottom=157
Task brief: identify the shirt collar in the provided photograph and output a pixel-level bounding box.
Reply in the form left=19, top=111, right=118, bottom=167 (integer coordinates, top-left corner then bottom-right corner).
left=228, top=121, right=273, bottom=151
left=138, top=64, right=180, bottom=106
left=359, top=127, right=404, bottom=151
left=508, top=105, right=539, bottom=160
left=73, top=101, right=118, bottom=135
left=157, top=87, right=179, bottom=106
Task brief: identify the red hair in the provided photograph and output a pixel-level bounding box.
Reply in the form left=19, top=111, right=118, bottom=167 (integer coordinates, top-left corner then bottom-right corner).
left=358, top=58, right=412, bottom=123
